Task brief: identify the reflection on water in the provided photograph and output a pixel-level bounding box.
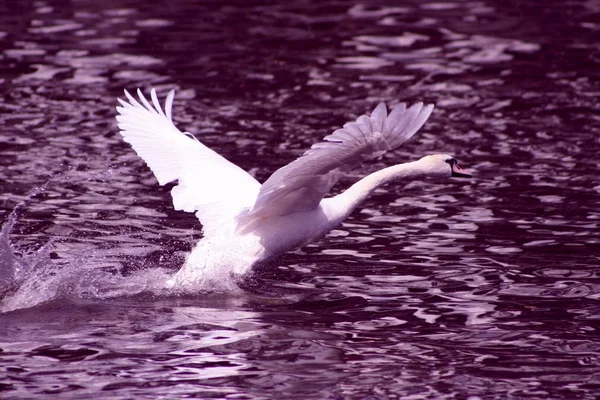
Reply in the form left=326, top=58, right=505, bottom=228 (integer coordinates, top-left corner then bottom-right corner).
left=0, top=0, right=599, bottom=398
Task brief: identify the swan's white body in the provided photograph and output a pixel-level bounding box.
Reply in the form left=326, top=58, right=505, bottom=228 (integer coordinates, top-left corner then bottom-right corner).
left=116, top=89, right=469, bottom=289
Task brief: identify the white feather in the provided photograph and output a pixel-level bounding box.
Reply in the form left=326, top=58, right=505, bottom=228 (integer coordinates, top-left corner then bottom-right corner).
left=115, top=89, right=454, bottom=289
left=116, top=89, right=260, bottom=235
left=237, top=101, right=434, bottom=229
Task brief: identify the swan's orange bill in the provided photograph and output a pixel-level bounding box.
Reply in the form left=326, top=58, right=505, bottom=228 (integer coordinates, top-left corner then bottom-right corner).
left=451, top=163, right=472, bottom=178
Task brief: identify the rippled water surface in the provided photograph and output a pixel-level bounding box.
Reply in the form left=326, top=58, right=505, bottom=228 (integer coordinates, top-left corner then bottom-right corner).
left=1, top=0, right=599, bottom=398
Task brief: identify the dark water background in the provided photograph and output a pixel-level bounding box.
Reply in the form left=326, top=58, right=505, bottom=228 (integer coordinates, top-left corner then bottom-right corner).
left=1, top=0, right=599, bottom=398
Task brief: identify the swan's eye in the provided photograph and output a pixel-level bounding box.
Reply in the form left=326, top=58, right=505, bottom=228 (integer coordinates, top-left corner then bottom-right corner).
left=445, top=158, right=456, bottom=166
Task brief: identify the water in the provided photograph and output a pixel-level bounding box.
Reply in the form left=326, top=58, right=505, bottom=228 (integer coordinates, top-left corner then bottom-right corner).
left=1, top=0, right=599, bottom=398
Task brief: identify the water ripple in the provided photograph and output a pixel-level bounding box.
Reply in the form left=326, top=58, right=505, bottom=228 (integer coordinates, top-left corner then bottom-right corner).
left=0, top=0, right=599, bottom=399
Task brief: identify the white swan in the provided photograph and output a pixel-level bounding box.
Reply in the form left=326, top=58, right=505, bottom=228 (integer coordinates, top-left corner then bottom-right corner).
left=116, top=89, right=471, bottom=289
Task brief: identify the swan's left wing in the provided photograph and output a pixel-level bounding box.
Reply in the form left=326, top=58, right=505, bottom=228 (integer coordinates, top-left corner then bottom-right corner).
left=116, top=89, right=261, bottom=235
left=237, top=101, right=434, bottom=228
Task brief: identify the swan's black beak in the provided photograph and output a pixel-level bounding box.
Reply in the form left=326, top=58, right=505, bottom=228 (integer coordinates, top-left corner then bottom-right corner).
left=451, top=163, right=472, bottom=178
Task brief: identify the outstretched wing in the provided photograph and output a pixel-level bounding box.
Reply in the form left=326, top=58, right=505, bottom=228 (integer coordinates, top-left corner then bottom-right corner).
left=238, top=101, right=434, bottom=228
left=116, top=89, right=261, bottom=235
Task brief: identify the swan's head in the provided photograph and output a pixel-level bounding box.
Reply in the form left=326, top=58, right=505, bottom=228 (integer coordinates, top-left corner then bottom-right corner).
left=418, top=154, right=472, bottom=178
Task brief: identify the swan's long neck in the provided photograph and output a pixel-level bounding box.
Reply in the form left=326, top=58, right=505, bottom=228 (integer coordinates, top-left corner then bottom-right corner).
left=324, top=160, right=424, bottom=222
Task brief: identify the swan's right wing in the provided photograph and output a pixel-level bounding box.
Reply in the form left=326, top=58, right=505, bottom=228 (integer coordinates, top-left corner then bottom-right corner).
left=116, top=89, right=261, bottom=234
left=237, top=101, right=433, bottom=229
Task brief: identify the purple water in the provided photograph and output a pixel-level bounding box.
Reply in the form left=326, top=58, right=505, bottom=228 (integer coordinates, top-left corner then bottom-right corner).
left=1, top=0, right=599, bottom=398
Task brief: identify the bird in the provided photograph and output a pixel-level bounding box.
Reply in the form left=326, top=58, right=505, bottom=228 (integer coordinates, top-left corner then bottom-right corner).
left=116, top=89, right=471, bottom=291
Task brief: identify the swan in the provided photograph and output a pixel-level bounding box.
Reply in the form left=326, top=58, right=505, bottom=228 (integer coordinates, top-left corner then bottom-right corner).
left=116, top=89, right=471, bottom=289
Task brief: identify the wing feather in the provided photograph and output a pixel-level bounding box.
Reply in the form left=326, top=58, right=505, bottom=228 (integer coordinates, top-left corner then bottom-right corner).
left=116, top=89, right=261, bottom=234
left=238, top=101, right=434, bottom=228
